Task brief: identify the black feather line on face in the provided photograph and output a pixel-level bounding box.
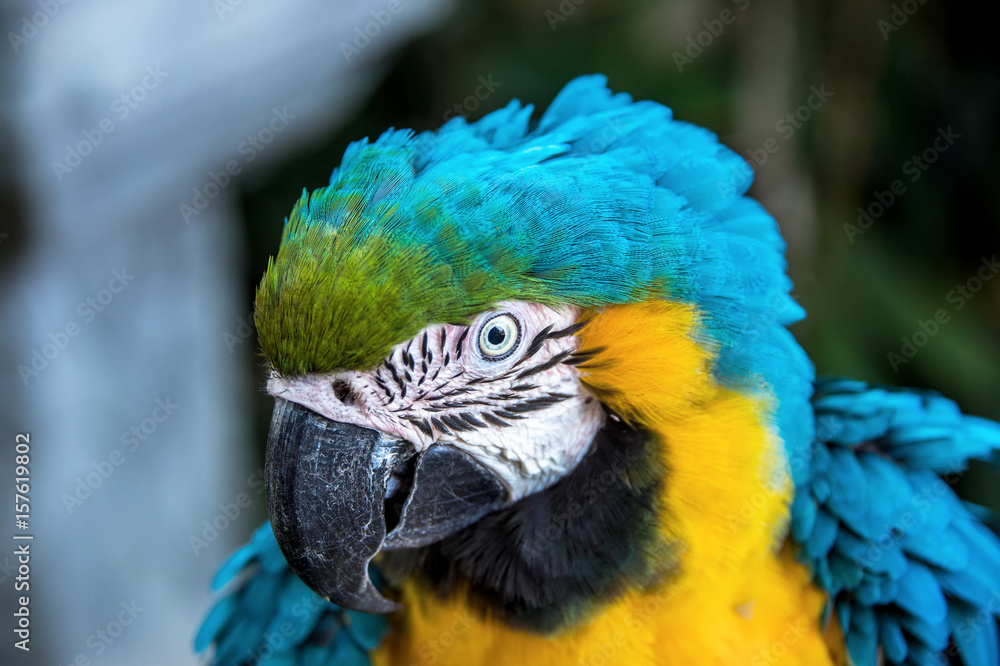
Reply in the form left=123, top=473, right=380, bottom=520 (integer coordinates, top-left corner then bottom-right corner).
left=459, top=412, right=487, bottom=428
left=502, top=394, right=572, bottom=414
left=403, top=416, right=434, bottom=437
left=441, top=399, right=490, bottom=409
left=547, top=321, right=587, bottom=340
left=374, top=376, right=393, bottom=401
left=481, top=412, right=511, bottom=428
left=514, top=322, right=586, bottom=368
left=516, top=324, right=554, bottom=365
left=440, top=414, right=473, bottom=432
left=563, top=346, right=606, bottom=367
left=516, top=350, right=573, bottom=379
left=383, top=360, right=405, bottom=391
left=430, top=417, right=451, bottom=435
left=380, top=412, right=675, bottom=634
left=493, top=409, right=526, bottom=420
left=455, top=327, right=470, bottom=359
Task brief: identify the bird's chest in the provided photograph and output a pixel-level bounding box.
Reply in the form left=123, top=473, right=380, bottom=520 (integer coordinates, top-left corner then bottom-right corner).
left=373, top=551, right=842, bottom=666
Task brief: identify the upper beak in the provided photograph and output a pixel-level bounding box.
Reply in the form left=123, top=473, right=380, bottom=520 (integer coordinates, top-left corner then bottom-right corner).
left=265, top=398, right=509, bottom=613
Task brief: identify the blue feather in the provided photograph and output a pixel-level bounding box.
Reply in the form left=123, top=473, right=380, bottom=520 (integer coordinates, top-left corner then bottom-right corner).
left=194, top=522, right=387, bottom=666
left=878, top=613, right=908, bottom=663
left=797, top=378, right=1000, bottom=666
left=803, top=507, right=839, bottom=560
left=950, top=601, right=1000, bottom=666
left=895, top=562, right=947, bottom=625
left=846, top=605, right=879, bottom=665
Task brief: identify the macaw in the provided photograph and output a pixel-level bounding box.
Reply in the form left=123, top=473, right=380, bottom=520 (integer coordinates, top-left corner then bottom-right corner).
left=195, top=75, right=1000, bottom=666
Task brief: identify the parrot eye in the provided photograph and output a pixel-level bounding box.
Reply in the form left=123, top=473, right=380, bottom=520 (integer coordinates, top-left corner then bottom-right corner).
left=477, top=313, right=521, bottom=360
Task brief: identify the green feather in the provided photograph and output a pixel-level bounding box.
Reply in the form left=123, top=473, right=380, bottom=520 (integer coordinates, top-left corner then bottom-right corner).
left=254, top=185, right=550, bottom=375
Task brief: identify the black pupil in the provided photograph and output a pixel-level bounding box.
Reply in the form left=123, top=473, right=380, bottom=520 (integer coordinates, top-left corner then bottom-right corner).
left=487, top=325, right=506, bottom=346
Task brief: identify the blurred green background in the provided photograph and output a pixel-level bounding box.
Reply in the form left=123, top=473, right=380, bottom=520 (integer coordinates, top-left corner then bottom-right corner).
left=234, top=0, right=1000, bottom=506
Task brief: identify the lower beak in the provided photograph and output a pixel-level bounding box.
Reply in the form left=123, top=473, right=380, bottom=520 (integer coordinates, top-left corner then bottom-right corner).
left=264, top=398, right=508, bottom=613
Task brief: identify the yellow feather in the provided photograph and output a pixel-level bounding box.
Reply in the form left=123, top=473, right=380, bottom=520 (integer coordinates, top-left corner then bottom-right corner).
left=375, top=303, right=843, bottom=665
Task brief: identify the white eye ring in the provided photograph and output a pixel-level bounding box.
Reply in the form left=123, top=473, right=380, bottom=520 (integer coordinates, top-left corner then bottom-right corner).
left=477, top=313, right=521, bottom=360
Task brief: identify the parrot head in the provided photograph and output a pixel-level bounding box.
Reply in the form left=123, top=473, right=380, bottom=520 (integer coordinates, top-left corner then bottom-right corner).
left=254, top=75, right=815, bottom=628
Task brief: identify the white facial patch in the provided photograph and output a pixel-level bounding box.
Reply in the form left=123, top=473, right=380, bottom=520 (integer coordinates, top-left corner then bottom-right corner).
left=266, top=302, right=605, bottom=501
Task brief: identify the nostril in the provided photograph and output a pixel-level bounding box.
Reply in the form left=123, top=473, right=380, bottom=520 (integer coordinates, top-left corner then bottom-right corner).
left=331, top=379, right=355, bottom=404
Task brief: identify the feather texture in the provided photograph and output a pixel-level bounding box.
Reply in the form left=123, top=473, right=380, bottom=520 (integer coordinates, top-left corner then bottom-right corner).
left=195, top=523, right=388, bottom=666
left=793, top=378, right=1000, bottom=665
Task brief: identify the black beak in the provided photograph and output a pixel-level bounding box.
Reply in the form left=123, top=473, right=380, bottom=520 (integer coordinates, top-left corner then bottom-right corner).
left=265, top=398, right=508, bottom=613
